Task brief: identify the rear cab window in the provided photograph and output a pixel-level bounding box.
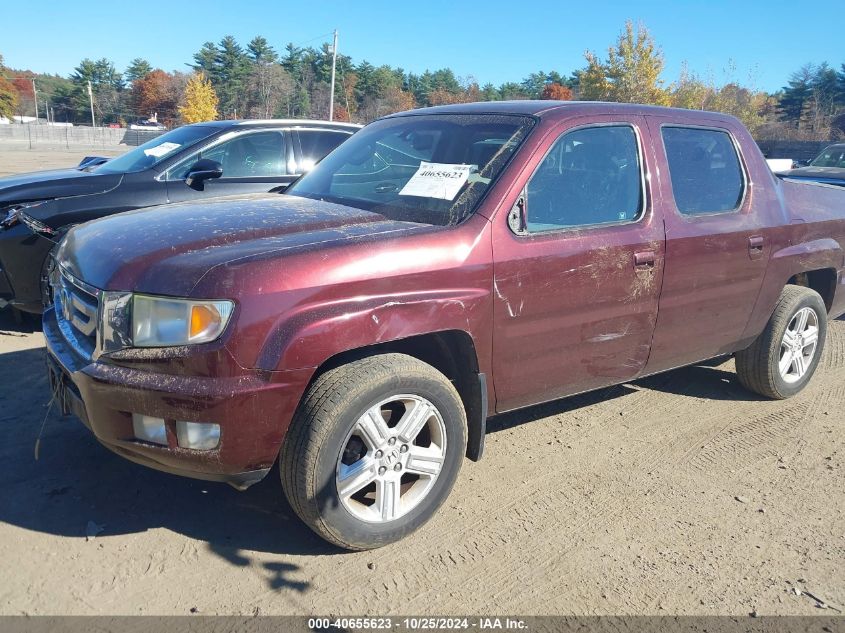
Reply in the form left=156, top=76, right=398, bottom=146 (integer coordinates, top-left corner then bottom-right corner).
left=661, top=126, right=745, bottom=216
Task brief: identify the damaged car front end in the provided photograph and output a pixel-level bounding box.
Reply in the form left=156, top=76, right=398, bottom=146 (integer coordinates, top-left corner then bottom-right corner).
left=0, top=201, right=58, bottom=312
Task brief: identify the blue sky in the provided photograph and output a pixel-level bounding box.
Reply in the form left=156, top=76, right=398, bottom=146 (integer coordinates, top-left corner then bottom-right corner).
left=1, top=0, right=841, bottom=92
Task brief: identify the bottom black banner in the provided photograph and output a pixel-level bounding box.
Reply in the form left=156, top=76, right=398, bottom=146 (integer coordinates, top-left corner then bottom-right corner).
left=0, top=616, right=841, bottom=633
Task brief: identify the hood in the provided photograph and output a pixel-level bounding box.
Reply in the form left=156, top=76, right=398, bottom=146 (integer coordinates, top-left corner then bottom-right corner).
left=58, top=194, right=431, bottom=296
left=0, top=168, right=122, bottom=205
left=780, top=166, right=845, bottom=183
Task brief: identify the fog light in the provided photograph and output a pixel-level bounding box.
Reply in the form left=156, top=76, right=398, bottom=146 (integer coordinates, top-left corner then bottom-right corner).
left=175, top=421, right=220, bottom=450
left=132, top=414, right=167, bottom=446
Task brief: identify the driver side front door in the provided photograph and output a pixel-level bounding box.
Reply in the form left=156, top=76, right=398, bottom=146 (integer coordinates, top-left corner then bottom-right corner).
left=165, top=129, right=295, bottom=203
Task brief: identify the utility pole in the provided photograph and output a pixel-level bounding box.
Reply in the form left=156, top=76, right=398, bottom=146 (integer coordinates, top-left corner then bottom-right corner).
left=32, top=79, right=38, bottom=123
left=328, top=29, right=338, bottom=121
left=87, top=80, right=95, bottom=128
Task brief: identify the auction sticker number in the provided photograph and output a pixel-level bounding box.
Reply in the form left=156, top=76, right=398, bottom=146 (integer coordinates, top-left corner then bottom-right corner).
left=309, top=618, right=393, bottom=629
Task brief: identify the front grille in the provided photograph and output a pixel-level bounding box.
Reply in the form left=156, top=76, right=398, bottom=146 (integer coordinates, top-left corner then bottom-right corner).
left=53, top=265, right=100, bottom=359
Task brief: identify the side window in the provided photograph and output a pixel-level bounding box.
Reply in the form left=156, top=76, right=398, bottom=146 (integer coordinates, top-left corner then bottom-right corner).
left=525, top=125, right=643, bottom=233
left=296, top=130, right=351, bottom=172
left=168, top=131, right=285, bottom=180
left=661, top=127, right=744, bottom=215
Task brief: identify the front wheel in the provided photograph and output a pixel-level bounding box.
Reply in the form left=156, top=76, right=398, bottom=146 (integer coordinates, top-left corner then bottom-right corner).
left=736, top=285, right=827, bottom=399
left=280, top=353, right=467, bottom=550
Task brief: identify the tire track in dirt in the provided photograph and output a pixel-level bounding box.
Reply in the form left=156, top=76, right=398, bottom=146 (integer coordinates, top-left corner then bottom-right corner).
left=308, top=383, right=769, bottom=611
left=321, top=328, right=845, bottom=612
left=822, top=321, right=845, bottom=370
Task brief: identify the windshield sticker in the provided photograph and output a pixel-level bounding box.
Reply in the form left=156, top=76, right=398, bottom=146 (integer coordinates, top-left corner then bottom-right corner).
left=399, top=162, right=472, bottom=200
left=143, top=142, right=181, bottom=158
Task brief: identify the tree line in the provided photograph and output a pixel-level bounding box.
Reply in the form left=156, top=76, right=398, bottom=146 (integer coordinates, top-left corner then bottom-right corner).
left=1, top=21, right=844, bottom=140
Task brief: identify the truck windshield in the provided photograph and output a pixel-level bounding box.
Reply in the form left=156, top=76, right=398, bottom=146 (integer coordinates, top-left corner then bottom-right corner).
left=286, top=114, right=535, bottom=226
left=810, top=146, right=845, bottom=168
left=93, top=125, right=218, bottom=175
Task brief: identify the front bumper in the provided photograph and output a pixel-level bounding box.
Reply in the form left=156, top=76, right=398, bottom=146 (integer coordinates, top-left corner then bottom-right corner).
left=43, top=306, right=312, bottom=489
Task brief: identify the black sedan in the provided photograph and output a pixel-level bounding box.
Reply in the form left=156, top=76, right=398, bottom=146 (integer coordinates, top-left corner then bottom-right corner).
left=779, top=143, right=845, bottom=187
left=0, top=119, right=360, bottom=314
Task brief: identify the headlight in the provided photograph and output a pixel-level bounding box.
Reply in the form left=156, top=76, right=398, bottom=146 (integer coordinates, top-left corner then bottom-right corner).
left=97, top=292, right=234, bottom=354
left=133, top=295, right=234, bottom=347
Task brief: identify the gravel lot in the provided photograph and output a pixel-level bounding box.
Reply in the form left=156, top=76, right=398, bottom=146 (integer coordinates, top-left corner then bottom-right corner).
left=0, top=147, right=842, bottom=616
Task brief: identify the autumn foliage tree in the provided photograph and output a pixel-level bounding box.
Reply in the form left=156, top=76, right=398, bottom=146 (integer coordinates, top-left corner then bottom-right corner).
left=580, top=21, right=670, bottom=105
left=179, top=73, right=218, bottom=123
left=541, top=82, right=573, bottom=100
left=131, top=69, right=179, bottom=125
left=0, top=55, right=19, bottom=120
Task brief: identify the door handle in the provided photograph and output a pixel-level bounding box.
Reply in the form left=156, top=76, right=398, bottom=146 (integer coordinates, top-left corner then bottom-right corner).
left=634, top=251, right=656, bottom=269
left=749, top=235, right=765, bottom=259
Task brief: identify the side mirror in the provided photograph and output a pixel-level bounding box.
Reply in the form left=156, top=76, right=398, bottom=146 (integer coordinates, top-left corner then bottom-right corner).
left=185, top=159, right=223, bottom=188
left=507, top=192, right=528, bottom=235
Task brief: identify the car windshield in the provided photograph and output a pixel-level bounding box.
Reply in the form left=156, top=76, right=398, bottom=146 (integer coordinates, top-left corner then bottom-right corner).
left=285, top=114, right=536, bottom=226
left=93, top=125, right=218, bottom=174
left=810, top=146, right=845, bottom=168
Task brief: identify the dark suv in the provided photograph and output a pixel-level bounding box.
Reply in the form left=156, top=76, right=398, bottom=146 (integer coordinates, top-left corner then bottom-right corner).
left=0, top=119, right=360, bottom=314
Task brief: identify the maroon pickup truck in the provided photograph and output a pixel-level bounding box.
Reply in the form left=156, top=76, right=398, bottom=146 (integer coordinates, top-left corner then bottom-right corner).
left=44, top=102, right=845, bottom=550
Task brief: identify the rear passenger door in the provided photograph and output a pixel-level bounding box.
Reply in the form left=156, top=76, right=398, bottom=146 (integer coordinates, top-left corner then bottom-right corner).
left=165, top=129, right=294, bottom=203
left=492, top=117, right=665, bottom=412
left=643, top=118, right=769, bottom=374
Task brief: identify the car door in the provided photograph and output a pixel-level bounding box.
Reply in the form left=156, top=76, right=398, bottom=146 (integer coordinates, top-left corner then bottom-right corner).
left=164, top=129, right=295, bottom=203
left=642, top=117, right=770, bottom=374
left=291, top=128, right=355, bottom=173
left=491, top=116, right=665, bottom=413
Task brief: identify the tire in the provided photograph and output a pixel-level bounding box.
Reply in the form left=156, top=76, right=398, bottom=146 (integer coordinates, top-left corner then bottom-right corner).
left=736, top=285, right=827, bottom=399
left=280, top=353, right=467, bottom=550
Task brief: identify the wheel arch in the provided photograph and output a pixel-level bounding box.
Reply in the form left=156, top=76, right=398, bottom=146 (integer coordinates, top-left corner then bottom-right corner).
left=787, top=268, right=837, bottom=312
left=741, top=238, right=842, bottom=342
left=299, top=330, right=489, bottom=462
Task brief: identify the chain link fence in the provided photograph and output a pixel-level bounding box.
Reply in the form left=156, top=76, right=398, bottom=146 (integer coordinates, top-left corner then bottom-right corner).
left=0, top=124, right=165, bottom=150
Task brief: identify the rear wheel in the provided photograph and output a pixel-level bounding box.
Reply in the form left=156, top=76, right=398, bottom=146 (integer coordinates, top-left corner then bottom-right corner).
left=736, top=285, right=827, bottom=399
left=280, top=353, right=467, bottom=550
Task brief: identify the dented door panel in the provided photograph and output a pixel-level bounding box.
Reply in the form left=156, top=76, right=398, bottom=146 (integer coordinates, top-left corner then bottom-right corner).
left=490, top=115, right=664, bottom=412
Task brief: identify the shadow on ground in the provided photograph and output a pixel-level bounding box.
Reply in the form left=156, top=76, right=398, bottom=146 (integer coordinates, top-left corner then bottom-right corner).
left=488, top=356, right=762, bottom=435
left=0, top=305, right=769, bottom=586
left=0, top=307, right=41, bottom=334
left=0, top=340, right=335, bottom=592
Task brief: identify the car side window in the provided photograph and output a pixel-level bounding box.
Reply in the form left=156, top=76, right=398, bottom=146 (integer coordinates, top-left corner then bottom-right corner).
left=168, top=131, right=286, bottom=180
left=295, top=130, right=351, bottom=172
left=661, top=126, right=744, bottom=215
left=525, top=125, right=643, bottom=233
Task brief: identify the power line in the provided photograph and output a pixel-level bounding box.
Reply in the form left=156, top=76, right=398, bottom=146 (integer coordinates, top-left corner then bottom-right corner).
left=289, top=31, right=335, bottom=49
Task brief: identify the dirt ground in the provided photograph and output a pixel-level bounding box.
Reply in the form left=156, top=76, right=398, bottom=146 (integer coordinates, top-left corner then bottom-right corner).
left=0, top=148, right=843, bottom=616
left=0, top=146, right=124, bottom=178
